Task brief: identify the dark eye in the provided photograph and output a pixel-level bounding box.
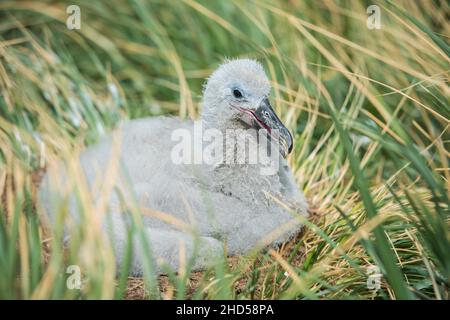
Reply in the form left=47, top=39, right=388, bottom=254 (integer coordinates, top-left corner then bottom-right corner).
left=233, top=89, right=243, bottom=98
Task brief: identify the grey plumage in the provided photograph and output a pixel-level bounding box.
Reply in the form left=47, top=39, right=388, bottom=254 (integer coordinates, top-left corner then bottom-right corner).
left=39, top=59, right=308, bottom=275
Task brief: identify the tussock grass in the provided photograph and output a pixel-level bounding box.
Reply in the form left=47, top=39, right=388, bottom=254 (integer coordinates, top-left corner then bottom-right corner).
left=0, top=0, right=449, bottom=299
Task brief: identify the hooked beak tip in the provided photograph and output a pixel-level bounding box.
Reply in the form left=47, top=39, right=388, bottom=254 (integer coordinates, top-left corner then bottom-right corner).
left=280, top=129, right=293, bottom=158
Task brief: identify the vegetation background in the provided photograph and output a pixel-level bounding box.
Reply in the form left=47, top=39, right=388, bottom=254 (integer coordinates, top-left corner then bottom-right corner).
left=0, top=0, right=448, bottom=299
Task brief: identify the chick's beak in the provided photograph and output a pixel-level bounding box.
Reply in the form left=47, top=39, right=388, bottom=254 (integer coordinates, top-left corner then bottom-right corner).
left=254, top=98, right=293, bottom=158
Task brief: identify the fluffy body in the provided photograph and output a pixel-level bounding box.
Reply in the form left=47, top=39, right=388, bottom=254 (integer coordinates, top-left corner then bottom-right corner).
left=39, top=59, right=308, bottom=275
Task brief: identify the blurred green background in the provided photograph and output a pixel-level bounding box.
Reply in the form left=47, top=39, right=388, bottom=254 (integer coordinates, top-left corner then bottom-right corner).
left=0, top=0, right=448, bottom=299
